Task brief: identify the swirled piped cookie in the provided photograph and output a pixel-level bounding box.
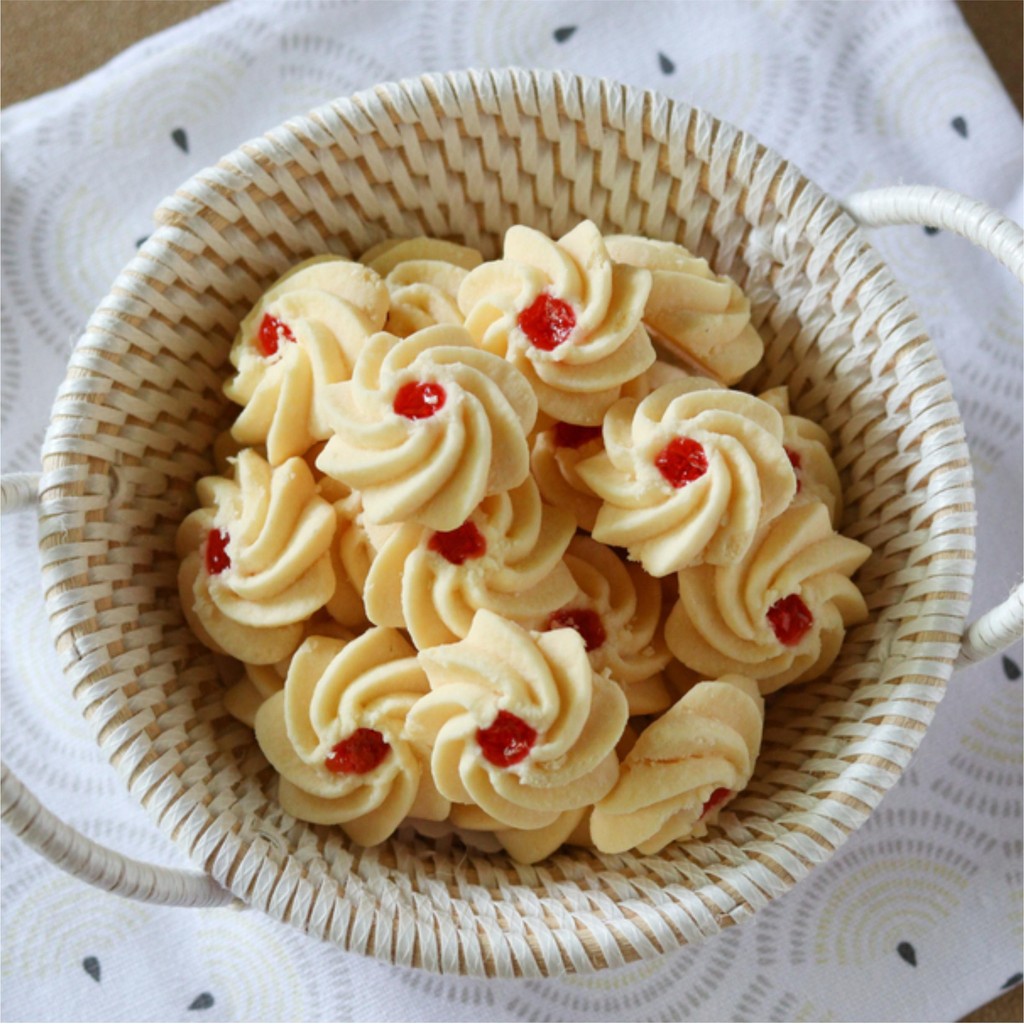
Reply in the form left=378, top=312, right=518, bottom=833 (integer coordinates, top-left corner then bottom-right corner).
left=254, top=629, right=449, bottom=845
left=362, top=476, right=577, bottom=649
left=177, top=449, right=336, bottom=664
left=759, top=386, right=843, bottom=526
left=577, top=378, right=796, bottom=576
left=360, top=237, right=483, bottom=336
left=665, top=501, right=871, bottom=694
left=548, top=536, right=674, bottom=715
left=407, top=611, right=628, bottom=829
left=590, top=675, right=764, bottom=854
left=316, top=324, right=537, bottom=531
left=604, top=235, right=763, bottom=385
left=458, top=221, right=656, bottom=425
left=225, top=257, right=389, bottom=465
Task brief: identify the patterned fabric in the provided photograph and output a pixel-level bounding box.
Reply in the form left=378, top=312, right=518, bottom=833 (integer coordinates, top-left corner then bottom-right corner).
left=1, top=1, right=1020, bottom=1020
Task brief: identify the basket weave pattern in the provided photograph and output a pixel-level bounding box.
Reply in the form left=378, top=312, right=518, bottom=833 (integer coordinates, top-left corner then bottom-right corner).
left=35, top=69, right=974, bottom=976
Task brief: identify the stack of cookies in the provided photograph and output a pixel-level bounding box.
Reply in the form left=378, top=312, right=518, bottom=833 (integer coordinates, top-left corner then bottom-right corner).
left=177, top=222, right=870, bottom=862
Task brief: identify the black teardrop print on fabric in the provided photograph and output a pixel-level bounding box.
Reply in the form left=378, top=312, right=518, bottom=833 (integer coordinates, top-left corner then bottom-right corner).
left=1002, top=972, right=1023, bottom=989
left=658, top=52, right=676, bottom=74
left=171, top=128, right=189, bottom=153
left=951, top=116, right=968, bottom=138
left=897, top=941, right=917, bottom=966
left=923, top=226, right=940, bottom=236
left=553, top=25, right=576, bottom=43
left=188, top=993, right=215, bottom=1011
left=82, top=956, right=101, bottom=982
left=1002, top=656, right=1021, bottom=680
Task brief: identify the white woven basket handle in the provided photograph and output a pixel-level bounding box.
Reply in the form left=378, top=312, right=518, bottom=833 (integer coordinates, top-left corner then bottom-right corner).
left=845, top=186, right=1024, bottom=667
left=0, top=472, right=235, bottom=908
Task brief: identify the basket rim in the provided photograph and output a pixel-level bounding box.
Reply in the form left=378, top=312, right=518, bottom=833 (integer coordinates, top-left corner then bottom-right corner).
left=32, top=66, right=975, bottom=976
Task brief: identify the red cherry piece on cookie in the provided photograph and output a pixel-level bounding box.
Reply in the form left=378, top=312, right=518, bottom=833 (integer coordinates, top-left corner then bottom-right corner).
left=476, top=710, right=537, bottom=768
left=767, top=594, right=814, bottom=646
left=553, top=422, right=603, bottom=449
left=654, top=437, right=708, bottom=488
left=205, top=528, right=231, bottom=575
left=325, top=728, right=390, bottom=775
left=257, top=313, right=295, bottom=357
left=394, top=381, right=447, bottom=420
left=785, top=446, right=803, bottom=493
left=547, top=607, right=607, bottom=652
left=517, top=292, right=576, bottom=351
left=428, top=521, right=487, bottom=565
left=701, top=787, right=732, bottom=818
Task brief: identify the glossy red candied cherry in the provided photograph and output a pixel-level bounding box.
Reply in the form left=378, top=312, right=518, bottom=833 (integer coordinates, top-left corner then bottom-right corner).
left=553, top=421, right=603, bottom=450
left=785, top=446, right=803, bottom=494
left=654, top=436, right=709, bottom=489
left=700, top=787, right=732, bottom=818
left=393, top=381, right=447, bottom=420
left=427, top=520, right=487, bottom=565
left=767, top=594, right=814, bottom=647
left=257, top=313, right=296, bottom=357
left=517, top=292, right=576, bottom=351
left=546, top=607, right=607, bottom=652
left=324, top=728, right=390, bottom=775
left=204, top=528, right=231, bottom=575
left=476, top=710, right=537, bottom=768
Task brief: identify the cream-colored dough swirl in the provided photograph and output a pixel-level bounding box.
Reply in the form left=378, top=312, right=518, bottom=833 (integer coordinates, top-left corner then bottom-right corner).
left=361, top=237, right=483, bottom=336
left=224, top=256, right=389, bottom=464
left=665, top=501, right=871, bottom=694
left=759, top=386, right=843, bottom=526
left=176, top=449, right=336, bottom=664
left=590, top=675, right=764, bottom=854
left=577, top=378, right=796, bottom=576
left=316, top=324, right=537, bottom=531
left=458, top=221, right=656, bottom=425
left=407, top=611, right=628, bottom=829
left=551, top=536, right=674, bottom=715
left=363, top=476, right=577, bottom=649
left=254, top=629, right=449, bottom=845
left=604, top=235, right=763, bottom=385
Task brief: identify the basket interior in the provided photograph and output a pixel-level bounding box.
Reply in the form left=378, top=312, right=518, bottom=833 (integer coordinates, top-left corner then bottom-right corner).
left=36, top=69, right=975, bottom=977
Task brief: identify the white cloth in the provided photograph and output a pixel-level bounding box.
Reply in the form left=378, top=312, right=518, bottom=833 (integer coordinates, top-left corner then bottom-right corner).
left=2, top=1, right=1021, bottom=1021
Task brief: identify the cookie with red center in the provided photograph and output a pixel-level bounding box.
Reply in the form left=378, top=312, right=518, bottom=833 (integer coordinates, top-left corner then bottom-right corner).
left=591, top=675, right=763, bottom=855
left=550, top=535, right=674, bottom=715
left=407, top=611, right=628, bottom=830
left=254, top=629, right=449, bottom=845
left=577, top=377, right=797, bottom=577
left=317, top=324, right=537, bottom=532
left=530, top=419, right=605, bottom=532
left=665, top=501, right=871, bottom=694
left=362, top=476, right=577, bottom=650
left=224, top=256, right=389, bottom=465
left=175, top=448, right=337, bottom=665
left=458, top=220, right=656, bottom=426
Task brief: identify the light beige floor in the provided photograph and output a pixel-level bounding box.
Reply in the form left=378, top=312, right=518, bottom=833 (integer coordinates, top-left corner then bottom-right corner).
left=1, top=1, right=1020, bottom=1020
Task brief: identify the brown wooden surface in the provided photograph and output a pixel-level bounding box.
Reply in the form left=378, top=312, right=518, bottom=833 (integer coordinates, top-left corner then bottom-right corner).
left=0, top=1, right=1020, bottom=1020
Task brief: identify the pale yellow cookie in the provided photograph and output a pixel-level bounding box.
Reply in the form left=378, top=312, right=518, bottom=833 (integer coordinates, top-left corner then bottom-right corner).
left=407, top=611, right=628, bottom=830
left=604, top=235, right=763, bottom=385
left=459, top=220, right=655, bottom=425
left=590, top=675, right=764, bottom=854
left=665, top=501, right=871, bottom=694
left=254, top=629, right=449, bottom=845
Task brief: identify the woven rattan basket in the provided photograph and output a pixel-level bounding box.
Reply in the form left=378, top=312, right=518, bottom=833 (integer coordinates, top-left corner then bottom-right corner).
left=3, top=69, right=1023, bottom=979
